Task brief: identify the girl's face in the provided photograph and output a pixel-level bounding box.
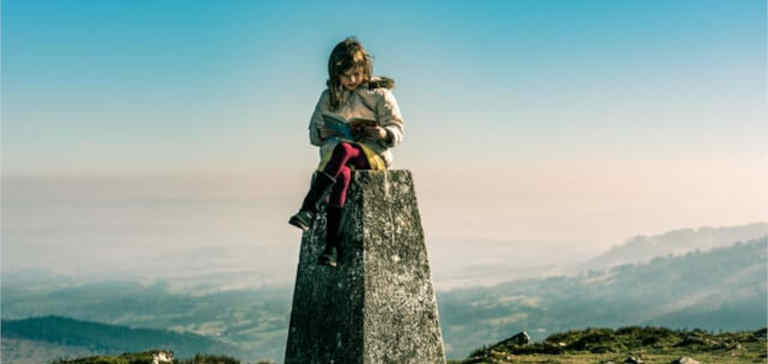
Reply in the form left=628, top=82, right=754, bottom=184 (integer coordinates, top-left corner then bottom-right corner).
left=339, top=67, right=365, bottom=91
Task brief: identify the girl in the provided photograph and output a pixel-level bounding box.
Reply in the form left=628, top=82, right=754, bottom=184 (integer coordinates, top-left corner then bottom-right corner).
left=289, top=37, right=405, bottom=267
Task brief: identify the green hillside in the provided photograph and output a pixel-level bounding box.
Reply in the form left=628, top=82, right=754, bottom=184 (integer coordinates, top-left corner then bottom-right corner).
left=454, top=326, right=767, bottom=363
left=44, top=327, right=768, bottom=364
left=50, top=351, right=262, bottom=364
left=438, top=237, right=767, bottom=357
left=1, top=316, right=245, bottom=360
left=1, top=280, right=291, bottom=361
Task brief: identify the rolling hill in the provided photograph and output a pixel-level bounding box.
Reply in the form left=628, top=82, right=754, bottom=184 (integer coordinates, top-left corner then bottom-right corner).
left=1, top=315, right=247, bottom=363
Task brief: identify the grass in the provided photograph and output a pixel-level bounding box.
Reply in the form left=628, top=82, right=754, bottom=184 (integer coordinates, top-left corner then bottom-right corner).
left=51, top=352, right=274, bottom=364
left=456, top=326, right=767, bottom=364
left=51, top=327, right=768, bottom=364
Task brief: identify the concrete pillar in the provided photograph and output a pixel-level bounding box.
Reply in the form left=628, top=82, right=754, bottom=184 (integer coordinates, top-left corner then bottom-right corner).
left=284, top=170, right=446, bottom=364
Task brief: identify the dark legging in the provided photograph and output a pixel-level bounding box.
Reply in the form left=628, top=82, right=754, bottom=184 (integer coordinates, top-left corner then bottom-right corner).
left=323, top=142, right=371, bottom=207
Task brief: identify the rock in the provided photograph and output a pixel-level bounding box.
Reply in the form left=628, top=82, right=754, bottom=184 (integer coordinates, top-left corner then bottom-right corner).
left=672, top=357, right=700, bottom=364
left=624, top=356, right=644, bottom=364
left=510, top=331, right=531, bottom=345
left=676, top=334, right=714, bottom=347
left=150, top=351, right=173, bottom=364
left=494, top=331, right=531, bottom=348
left=754, top=327, right=767, bottom=339
left=284, top=170, right=447, bottom=364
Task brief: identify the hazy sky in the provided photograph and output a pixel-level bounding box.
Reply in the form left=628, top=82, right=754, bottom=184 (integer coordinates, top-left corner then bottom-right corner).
left=2, top=1, right=766, bottom=286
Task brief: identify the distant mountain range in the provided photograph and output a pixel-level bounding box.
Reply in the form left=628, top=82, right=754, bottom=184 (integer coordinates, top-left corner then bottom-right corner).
left=438, top=236, right=767, bottom=357
left=580, top=222, right=768, bottom=271
left=2, top=225, right=766, bottom=362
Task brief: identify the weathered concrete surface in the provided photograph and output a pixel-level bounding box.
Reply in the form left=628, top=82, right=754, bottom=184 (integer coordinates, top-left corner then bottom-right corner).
left=284, top=170, right=446, bottom=364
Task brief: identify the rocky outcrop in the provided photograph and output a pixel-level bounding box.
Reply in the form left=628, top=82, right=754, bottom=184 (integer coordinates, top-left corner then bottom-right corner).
left=509, top=331, right=531, bottom=345
left=151, top=351, right=173, bottom=364
left=284, top=170, right=446, bottom=364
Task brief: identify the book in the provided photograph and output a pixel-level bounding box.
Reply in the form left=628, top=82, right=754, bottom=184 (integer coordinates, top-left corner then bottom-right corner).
left=321, top=113, right=378, bottom=141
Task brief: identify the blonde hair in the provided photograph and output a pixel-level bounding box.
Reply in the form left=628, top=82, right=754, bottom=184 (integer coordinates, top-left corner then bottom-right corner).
left=326, top=37, right=394, bottom=111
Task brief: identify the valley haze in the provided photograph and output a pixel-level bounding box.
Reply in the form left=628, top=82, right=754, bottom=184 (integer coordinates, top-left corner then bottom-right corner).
left=2, top=223, right=766, bottom=292
left=3, top=168, right=767, bottom=291
left=2, top=229, right=766, bottom=362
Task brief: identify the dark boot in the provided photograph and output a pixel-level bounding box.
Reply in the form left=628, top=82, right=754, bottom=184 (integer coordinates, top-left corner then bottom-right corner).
left=289, top=171, right=336, bottom=231
left=318, top=205, right=342, bottom=267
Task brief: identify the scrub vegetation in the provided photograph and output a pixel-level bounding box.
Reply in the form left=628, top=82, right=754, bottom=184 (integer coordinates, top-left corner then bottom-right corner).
left=48, top=327, right=767, bottom=364
left=452, top=327, right=768, bottom=363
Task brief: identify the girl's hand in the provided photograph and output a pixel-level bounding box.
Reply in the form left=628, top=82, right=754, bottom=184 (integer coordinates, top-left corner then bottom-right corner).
left=363, top=126, right=388, bottom=141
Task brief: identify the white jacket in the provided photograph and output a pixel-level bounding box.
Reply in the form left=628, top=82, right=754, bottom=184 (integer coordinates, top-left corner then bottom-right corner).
left=308, top=79, right=405, bottom=167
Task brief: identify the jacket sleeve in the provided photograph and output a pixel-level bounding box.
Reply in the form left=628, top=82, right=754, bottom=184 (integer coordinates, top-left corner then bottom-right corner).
left=308, top=89, right=330, bottom=147
left=375, top=89, right=405, bottom=148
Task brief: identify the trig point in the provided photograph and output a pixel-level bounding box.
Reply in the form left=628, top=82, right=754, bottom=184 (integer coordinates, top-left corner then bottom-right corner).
left=284, top=170, right=447, bottom=364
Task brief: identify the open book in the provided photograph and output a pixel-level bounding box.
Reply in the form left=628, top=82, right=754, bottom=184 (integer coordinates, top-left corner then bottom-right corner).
left=321, top=113, right=378, bottom=141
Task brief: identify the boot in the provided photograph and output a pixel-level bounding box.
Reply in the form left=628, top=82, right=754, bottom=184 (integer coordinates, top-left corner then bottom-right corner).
left=289, top=171, right=336, bottom=231
left=318, top=205, right=342, bottom=267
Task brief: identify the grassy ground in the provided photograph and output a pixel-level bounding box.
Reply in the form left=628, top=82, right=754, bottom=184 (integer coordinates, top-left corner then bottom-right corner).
left=51, top=327, right=767, bottom=364
left=453, top=327, right=767, bottom=364
left=450, top=344, right=766, bottom=363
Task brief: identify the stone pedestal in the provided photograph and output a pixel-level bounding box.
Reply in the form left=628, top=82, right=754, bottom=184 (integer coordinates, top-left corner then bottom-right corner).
left=284, top=170, right=446, bottom=364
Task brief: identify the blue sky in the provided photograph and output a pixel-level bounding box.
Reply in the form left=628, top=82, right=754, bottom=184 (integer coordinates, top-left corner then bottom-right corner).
left=2, top=1, right=766, bottom=282
left=3, top=0, right=765, bottom=173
